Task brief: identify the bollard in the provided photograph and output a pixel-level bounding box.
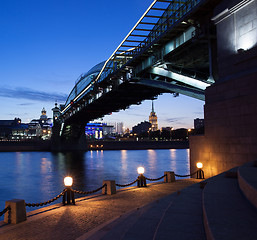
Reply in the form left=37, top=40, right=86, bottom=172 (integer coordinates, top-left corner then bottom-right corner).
left=4, top=199, right=27, bottom=224
left=63, top=176, right=75, bottom=205
left=137, top=175, right=147, bottom=187
left=102, top=180, right=116, bottom=195
left=63, top=187, right=75, bottom=205
left=197, top=169, right=205, bottom=179
left=164, top=171, right=175, bottom=183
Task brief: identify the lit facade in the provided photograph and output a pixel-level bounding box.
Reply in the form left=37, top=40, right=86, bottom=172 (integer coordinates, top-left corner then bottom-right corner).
left=149, top=101, right=158, bottom=131
left=0, top=118, right=28, bottom=140
left=116, top=122, right=124, bottom=135
left=85, top=122, right=114, bottom=139
left=27, top=108, right=52, bottom=140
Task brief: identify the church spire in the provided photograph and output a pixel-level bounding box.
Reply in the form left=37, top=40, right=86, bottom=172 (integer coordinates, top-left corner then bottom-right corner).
left=152, top=100, right=155, bottom=113
left=149, top=100, right=158, bottom=131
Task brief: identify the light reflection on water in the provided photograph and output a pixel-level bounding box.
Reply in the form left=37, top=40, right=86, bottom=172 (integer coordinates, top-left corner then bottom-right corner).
left=0, top=149, right=189, bottom=220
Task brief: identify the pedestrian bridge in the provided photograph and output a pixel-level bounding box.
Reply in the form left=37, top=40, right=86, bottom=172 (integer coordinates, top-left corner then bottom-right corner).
left=58, top=0, right=220, bottom=137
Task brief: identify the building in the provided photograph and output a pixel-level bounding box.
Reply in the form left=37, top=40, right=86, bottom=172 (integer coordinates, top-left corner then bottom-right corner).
left=52, top=103, right=61, bottom=123
left=0, top=108, right=52, bottom=140
left=132, top=121, right=151, bottom=134
left=85, top=123, right=103, bottom=139
left=0, top=118, right=28, bottom=140
left=149, top=101, right=158, bottom=131
left=116, top=122, right=124, bottom=135
left=161, top=127, right=173, bottom=132
left=194, top=118, right=204, bottom=130
left=85, top=122, right=114, bottom=139
left=28, top=108, right=52, bottom=140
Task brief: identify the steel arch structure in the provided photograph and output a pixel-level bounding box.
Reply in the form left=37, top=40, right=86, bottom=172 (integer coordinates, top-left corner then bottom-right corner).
left=59, top=0, right=221, bottom=129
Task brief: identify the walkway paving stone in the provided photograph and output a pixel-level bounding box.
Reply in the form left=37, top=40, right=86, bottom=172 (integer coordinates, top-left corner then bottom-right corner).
left=0, top=179, right=201, bottom=240
left=86, top=181, right=205, bottom=240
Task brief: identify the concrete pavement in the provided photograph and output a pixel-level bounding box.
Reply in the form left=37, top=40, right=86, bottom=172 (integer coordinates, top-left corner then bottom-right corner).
left=2, top=162, right=257, bottom=240
left=0, top=179, right=202, bottom=240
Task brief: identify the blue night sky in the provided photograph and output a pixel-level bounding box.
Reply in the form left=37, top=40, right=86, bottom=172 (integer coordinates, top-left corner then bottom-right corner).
left=0, top=0, right=204, bottom=129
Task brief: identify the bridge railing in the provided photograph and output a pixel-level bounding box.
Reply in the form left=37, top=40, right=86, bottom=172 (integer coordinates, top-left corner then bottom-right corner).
left=61, top=0, right=204, bottom=115
left=97, top=0, right=203, bottom=84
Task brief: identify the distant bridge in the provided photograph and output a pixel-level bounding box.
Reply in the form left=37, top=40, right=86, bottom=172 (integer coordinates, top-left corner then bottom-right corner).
left=56, top=0, right=221, bottom=141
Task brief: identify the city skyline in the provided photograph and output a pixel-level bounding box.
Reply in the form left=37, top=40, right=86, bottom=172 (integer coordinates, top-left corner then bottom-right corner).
left=0, top=0, right=204, bottom=130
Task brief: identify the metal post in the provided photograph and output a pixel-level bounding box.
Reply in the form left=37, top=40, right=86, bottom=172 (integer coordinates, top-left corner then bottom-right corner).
left=137, top=174, right=147, bottom=187
left=197, top=169, right=204, bottom=179
left=63, top=187, right=75, bottom=205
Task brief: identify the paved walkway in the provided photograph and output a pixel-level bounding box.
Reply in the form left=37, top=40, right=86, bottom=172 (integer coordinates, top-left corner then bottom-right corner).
left=0, top=179, right=201, bottom=240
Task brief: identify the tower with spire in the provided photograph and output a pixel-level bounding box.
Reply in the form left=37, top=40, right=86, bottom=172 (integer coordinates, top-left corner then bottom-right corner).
left=149, top=101, right=158, bottom=131
left=40, top=107, right=47, bottom=120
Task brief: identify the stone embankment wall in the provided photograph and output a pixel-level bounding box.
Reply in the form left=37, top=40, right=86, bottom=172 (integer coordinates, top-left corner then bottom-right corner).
left=190, top=0, right=257, bottom=178
left=88, top=140, right=189, bottom=151
left=0, top=140, right=51, bottom=151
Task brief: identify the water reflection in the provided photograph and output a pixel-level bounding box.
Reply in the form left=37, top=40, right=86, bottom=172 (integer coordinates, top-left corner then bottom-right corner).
left=170, top=149, right=177, bottom=172
left=147, top=149, right=157, bottom=172
left=121, top=150, right=128, bottom=172
left=0, top=149, right=189, bottom=220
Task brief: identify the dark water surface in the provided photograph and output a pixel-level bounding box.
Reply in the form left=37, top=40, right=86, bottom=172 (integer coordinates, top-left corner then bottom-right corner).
left=0, top=149, right=189, bottom=219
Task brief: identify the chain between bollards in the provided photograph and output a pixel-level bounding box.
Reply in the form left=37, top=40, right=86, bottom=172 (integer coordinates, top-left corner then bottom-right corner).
left=8, top=169, right=204, bottom=211
left=145, top=174, right=167, bottom=181
left=73, top=183, right=107, bottom=195
left=116, top=173, right=168, bottom=188
left=0, top=206, right=10, bottom=217
left=115, top=179, right=138, bottom=187
left=26, top=189, right=67, bottom=207
left=174, top=170, right=204, bottom=179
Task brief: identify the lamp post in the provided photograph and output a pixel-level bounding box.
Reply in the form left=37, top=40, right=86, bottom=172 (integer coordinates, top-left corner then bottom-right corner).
left=187, top=128, right=191, bottom=139
left=196, top=162, right=204, bottom=179
left=137, top=167, right=147, bottom=187
left=63, top=177, right=75, bottom=205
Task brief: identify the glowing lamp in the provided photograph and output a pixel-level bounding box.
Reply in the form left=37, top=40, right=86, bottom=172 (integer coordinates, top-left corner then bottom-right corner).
left=64, top=176, right=73, bottom=187
left=196, top=162, right=203, bottom=169
left=137, top=167, right=145, bottom=175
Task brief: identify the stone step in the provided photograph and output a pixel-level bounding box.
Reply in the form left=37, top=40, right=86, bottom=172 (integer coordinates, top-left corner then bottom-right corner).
left=87, top=182, right=206, bottom=240
left=238, top=161, right=257, bottom=209
left=203, top=170, right=257, bottom=240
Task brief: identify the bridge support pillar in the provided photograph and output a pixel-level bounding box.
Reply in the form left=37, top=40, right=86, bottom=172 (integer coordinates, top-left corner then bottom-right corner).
left=190, top=0, right=257, bottom=179
left=51, top=123, right=87, bottom=152
left=190, top=71, right=257, bottom=178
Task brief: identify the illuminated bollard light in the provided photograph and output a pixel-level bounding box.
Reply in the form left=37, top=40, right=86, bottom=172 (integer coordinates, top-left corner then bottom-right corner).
left=4, top=199, right=27, bottom=224
left=137, top=167, right=147, bottom=187
left=63, top=176, right=75, bottom=205
left=196, top=162, right=205, bottom=179
left=102, top=180, right=116, bottom=195
left=164, top=171, right=175, bottom=183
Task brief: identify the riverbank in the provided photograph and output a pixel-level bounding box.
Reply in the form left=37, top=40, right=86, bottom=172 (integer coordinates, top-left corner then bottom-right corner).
left=0, top=139, right=188, bottom=151
left=0, top=140, right=51, bottom=152
left=87, top=140, right=189, bottom=150
left=0, top=179, right=201, bottom=240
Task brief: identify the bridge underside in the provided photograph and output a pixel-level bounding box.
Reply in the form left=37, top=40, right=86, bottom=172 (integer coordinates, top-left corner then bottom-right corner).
left=64, top=82, right=163, bottom=125
left=66, top=35, right=214, bottom=123
left=61, top=0, right=221, bottom=128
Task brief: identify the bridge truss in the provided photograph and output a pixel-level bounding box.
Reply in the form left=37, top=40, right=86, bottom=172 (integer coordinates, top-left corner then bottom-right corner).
left=60, top=0, right=220, bottom=126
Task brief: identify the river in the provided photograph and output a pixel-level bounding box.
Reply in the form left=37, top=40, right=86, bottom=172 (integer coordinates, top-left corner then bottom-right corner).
left=0, top=149, right=190, bottom=220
